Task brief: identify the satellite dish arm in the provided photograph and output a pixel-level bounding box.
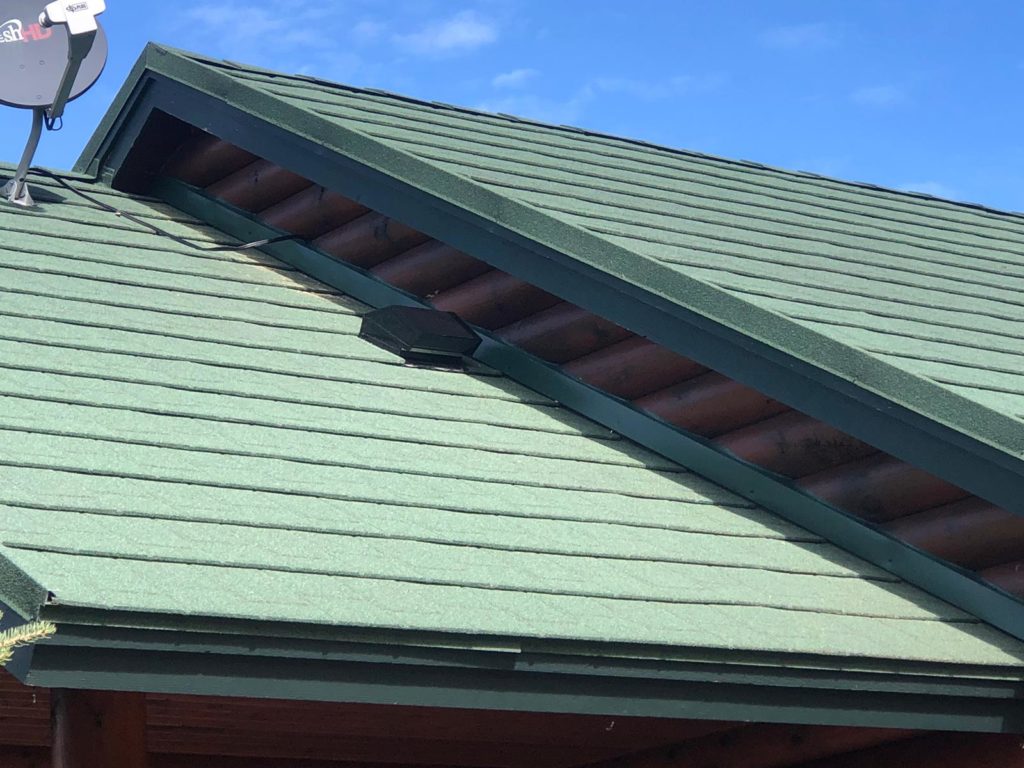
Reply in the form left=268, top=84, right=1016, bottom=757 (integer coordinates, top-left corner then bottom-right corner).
left=47, top=30, right=95, bottom=122
left=5, top=107, right=44, bottom=206
left=39, top=0, right=106, bottom=122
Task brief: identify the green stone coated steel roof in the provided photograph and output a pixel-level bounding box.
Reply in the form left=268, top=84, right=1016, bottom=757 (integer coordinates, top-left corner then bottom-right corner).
left=107, top=47, right=1024, bottom=497
left=226, top=66, right=1024, bottom=432
left=1, top=168, right=1023, bottom=671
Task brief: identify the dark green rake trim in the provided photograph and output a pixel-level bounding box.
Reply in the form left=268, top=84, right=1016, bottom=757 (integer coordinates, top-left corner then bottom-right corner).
left=0, top=556, right=49, bottom=622
left=77, top=44, right=1024, bottom=521
left=152, top=175, right=1024, bottom=646
left=15, top=621, right=1024, bottom=733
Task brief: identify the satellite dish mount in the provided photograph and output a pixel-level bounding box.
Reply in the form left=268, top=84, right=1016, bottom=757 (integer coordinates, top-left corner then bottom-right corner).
left=2, top=0, right=107, bottom=207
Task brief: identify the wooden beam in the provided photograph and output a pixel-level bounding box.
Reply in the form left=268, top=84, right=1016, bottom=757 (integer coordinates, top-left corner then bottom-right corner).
left=797, top=455, right=969, bottom=522
left=582, top=724, right=915, bottom=768
left=497, top=303, right=633, bottom=363
left=312, top=212, right=429, bottom=268
left=714, top=411, right=875, bottom=478
left=0, top=745, right=48, bottom=768
left=154, top=759, right=426, bottom=768
left=634, top=372, right=788, bottom=438
left=161, top=135, right=257, bottom=188
left=791, top=731, right=1024, bottom=768
left=883, top=497, right=1024, bottom=569
left=146, top=695, right=724, bottom=750
left=563, top=337, right=707, bottom=400
left=205, top=160, right=311, bottom=213
left=371, top=241, right=490, bottom=298
left=52, top=690, right=147, bottom=768
left=432, top=270, right=561, bottom=328
left=259, top=185, right=369, bottom=239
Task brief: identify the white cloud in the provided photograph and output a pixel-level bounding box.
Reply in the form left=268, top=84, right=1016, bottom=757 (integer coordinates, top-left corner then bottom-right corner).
left=896, top=181, right=958, bottom=199
left=851, top=84, right=905, bottom=107
left=476, top=91, right=593, bottom=126
left=352, top=20, right=386, bottom=43
left=759, top=22, right=836, bottom=50
left=394, top=11, right=498, bottom=56
left=179, top=1, right=331, bottom=57
left=477, top=71, right=724, bottom=128
left=492, top=68, right=539, bottom=89
left=593, top=74, right=725, bottom=100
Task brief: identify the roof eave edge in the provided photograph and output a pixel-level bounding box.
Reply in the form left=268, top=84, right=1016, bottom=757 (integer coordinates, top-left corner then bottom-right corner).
left=23, top=619, right=1024, bottom=732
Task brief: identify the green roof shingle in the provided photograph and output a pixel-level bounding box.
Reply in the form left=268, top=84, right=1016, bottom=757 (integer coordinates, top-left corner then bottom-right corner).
left=1, top=170, right=1023, bottom=670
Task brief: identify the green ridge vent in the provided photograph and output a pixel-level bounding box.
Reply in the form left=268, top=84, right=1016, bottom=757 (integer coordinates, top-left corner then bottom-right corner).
left=360, top=305, right=480, bottom=367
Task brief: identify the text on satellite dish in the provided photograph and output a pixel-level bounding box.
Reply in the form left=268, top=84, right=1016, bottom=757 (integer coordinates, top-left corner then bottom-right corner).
left=0, top=18, right=53, bottom=44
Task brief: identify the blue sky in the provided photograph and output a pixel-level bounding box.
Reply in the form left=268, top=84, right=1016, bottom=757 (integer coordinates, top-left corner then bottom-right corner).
left=2, top=0, right=1023, bottom=210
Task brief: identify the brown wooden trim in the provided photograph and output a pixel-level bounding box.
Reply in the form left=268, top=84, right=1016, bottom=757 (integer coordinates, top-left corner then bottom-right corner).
left=883, top=498, right=1024, bottom=569
left=313, top=212, right=429, bottom=268
left=715, top=411, right=876, bottom=477
left=579, top=724, right=916, bottom=768
left=161, top=136, right=257, bottom=188
left=154, top=759, right=423, bottom=768
left=0, top=745, right=48, bottom=768
left=981, top=561, right=1024, bottom=597
left=497, top=303, right=632, bottom=363
left=791, top=731, right=1024, bottom=768
left=260, top=186, right=369, bottom=239
left=433, top=271, right=560, bottom=328
left=370, top=242, right=488, bottom=298
left=52, top=690, right=147, bottom=768
left=206, top=160, right=309, bottom=212
left=798, top=456, right=970, bottom=522
left=563, top=338, right=706, bottom=400
left=635, top=373, right=788, bottom=437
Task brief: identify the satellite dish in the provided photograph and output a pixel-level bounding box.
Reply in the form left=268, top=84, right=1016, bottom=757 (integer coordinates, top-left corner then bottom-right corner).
left=2, top=0, right=107, bottom=207
left=0, top=0, right=107, bottom=109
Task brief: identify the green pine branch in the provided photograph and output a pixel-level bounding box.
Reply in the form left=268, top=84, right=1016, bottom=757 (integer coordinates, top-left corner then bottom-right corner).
left=0, top=611, right=55, bottom=666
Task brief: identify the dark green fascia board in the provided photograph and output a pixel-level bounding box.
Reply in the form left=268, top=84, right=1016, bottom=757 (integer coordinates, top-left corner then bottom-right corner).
left=76, top=44, right=1024, bottom=519
left=42, top=603, right=1024, bottom=684
left=9, top=607, right=1024, bottom=730
left=152, top=175, right=1024, bottom=648
left=37, top=603, right=1024, bottom=683
left=35, top=620, right=1024, bottom=702
left=22, top=635, right=1024, bottom=733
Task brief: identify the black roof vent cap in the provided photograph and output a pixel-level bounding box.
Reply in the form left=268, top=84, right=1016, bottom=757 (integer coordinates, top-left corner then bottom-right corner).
left=359, top=305, right=481, bottom=367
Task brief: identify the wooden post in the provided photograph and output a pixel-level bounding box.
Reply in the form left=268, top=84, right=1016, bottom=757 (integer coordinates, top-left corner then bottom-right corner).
left=52, top=689, right=148, bottom=768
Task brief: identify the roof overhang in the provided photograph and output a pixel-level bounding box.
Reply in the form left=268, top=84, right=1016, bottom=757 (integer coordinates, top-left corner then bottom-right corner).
left=6, top=602, right=1024, bottom=734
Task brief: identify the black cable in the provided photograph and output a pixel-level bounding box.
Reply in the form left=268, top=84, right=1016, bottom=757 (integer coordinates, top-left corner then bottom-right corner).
left=29, top=168, right=304, bottom=253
